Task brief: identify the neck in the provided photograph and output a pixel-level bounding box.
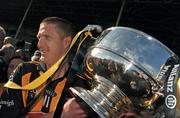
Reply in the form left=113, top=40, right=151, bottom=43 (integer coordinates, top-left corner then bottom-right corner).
left=51, top=61, right=69, bottom=81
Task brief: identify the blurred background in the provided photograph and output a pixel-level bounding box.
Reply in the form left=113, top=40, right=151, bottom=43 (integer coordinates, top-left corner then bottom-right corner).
left=0, top=0, right=179, bottom=56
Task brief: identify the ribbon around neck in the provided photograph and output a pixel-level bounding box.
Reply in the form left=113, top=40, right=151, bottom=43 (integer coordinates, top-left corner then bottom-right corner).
left=4, top=30, right=92, bottom=90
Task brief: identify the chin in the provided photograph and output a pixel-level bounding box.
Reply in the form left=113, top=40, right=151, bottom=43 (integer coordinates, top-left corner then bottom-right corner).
left=46, top=61, right=55, bottom=68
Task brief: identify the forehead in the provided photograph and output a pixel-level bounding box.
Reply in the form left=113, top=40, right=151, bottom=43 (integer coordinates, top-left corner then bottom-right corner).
left=39, top=23, right=58, bottom=33
left=37, top=23, right=62, bottom=37
left=37, top=22, right=64, bottom=39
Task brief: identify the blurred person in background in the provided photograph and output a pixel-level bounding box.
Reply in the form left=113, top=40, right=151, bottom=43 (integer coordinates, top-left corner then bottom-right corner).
left=0, top=43, right=15, bottom=98
left=0, top=43, right=15, bottom=83
left=15, top=48, right=28, bottom=61
left=0, top=25, right=6, bottom=48
left=7, top=56, right=24, bottom=78
left=0, top=43, right=15, bottom=65
left=3, top=36, right=16, bottom=47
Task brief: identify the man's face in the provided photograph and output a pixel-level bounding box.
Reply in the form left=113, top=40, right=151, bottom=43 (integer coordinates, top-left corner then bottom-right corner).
left=37, top=23, right=67, bottom=68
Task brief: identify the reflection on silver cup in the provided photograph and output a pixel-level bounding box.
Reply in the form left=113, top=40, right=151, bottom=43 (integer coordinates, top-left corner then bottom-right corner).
left=70, top=27, right=179, bottom=118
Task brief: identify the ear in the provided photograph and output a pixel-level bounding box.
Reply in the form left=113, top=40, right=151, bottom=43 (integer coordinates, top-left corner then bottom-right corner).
left=64, top=36, right=72, bottom=49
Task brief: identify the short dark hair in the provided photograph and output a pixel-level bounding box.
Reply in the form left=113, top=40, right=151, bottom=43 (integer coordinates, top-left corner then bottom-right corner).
left=41, top=17, right=76, bottom=38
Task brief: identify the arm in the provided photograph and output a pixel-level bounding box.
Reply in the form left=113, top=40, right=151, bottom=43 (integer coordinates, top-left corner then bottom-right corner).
left=61, top=98, right=87, bottom=118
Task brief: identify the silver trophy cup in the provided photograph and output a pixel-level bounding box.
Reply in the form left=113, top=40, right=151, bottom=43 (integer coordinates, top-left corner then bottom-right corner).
left=70, top=27, right=179, bottom=118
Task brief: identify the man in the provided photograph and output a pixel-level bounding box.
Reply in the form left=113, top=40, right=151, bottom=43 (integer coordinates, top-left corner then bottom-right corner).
left=0, top=43, right=15, bottom=83
left=0, top=17, right=89, bottom=118
left=7, top=56, right=24, bottom=78
left=0, top=44, right=15, bottom=65
left=3, top=36, right=16, bottom=47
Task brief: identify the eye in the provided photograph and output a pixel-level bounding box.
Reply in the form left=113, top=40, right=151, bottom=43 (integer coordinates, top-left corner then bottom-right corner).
left=44, top=35, right=49, bottom=40
left=37, top=34, right=49, bottom=41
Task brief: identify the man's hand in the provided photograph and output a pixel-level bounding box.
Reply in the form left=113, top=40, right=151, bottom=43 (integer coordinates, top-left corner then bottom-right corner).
left=83, top=25, right=103, bottom=33
left=26, top=112, right=53, bottom=118
left=61, top=98, right=87, bottom=118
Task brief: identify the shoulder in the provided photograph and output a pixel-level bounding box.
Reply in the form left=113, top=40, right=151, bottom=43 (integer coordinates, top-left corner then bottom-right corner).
left=22, top=61, right=40, bottom=67
left=17, top=61, right=42, bottom=72
left=9, top=61, right=43, bottom=83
